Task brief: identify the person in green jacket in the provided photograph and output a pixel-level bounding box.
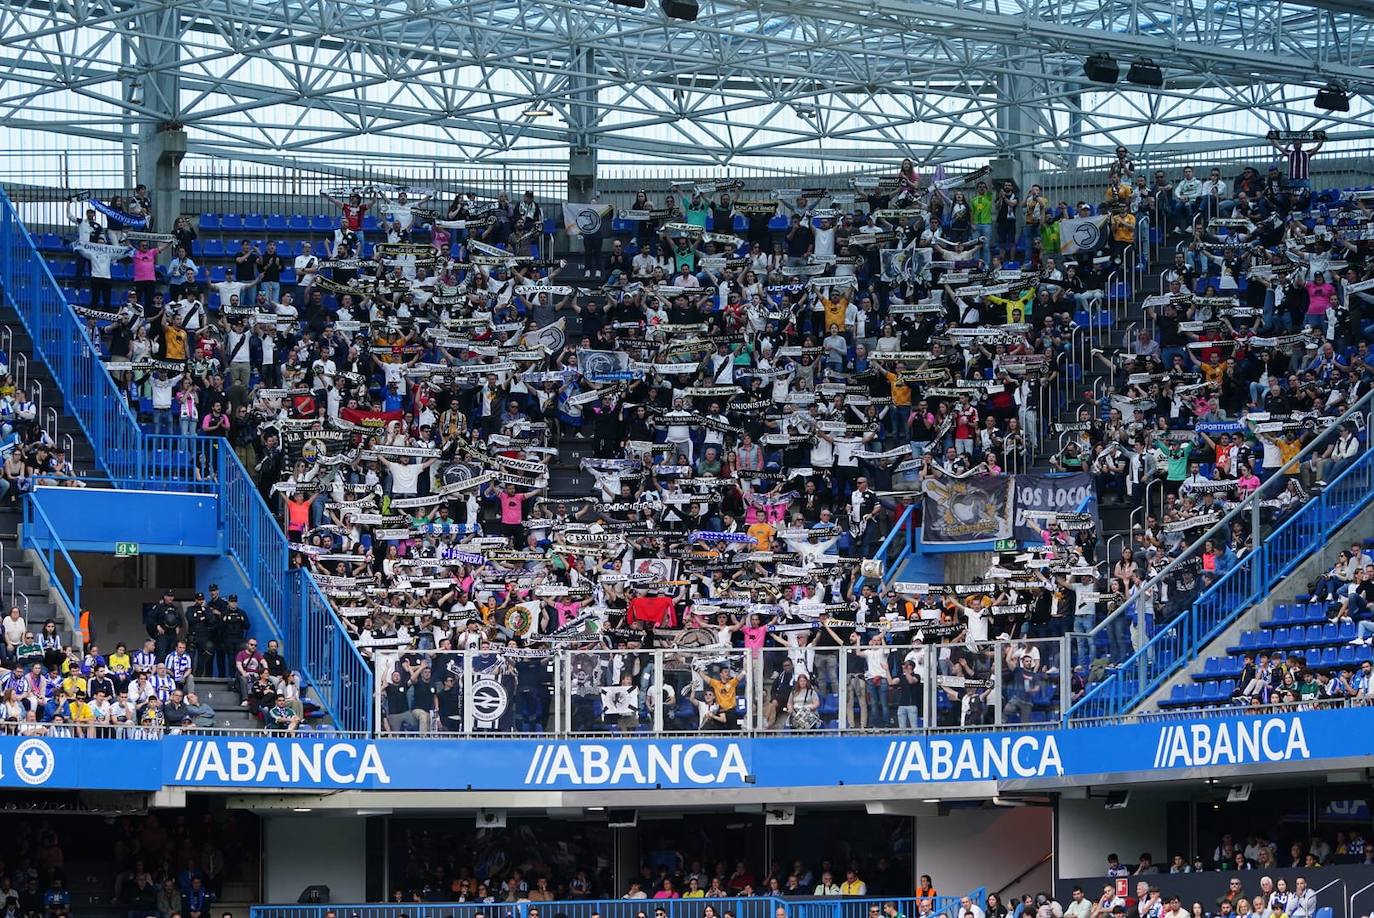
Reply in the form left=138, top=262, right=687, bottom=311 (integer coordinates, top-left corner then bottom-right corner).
left=970, top=180, right=995, bottom=265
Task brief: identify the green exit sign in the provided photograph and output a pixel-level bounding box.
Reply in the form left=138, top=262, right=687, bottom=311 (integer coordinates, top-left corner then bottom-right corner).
left=994, top=539, right=1017, bottom=551
left=114, top=541, right=140, bottom=557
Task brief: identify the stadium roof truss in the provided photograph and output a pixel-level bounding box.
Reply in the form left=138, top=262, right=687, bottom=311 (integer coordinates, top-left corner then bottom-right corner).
left=0, top=0, right=1371, bottom=170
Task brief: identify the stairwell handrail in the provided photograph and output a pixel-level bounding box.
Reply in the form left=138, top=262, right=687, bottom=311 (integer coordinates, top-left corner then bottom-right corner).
left=0, top=190, right=143, bottom=482
left=0, top=185, right=372, bottom=731
left=1075, top=384, right=1374, bottom=654
left=1070, top=395, right=1374, bottom=719
left=852, top=503, right=915, bottom=595
left=19, top=492, right=81, bottom=626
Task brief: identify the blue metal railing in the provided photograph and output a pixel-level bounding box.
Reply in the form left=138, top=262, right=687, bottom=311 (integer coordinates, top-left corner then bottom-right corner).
left=1069, top=443, right=1374, bottom=720
left=20, top=494, right=81, bottom=623
left=0, top=186, right=372, bottom=731
left=252, top=891, right=987, bottom=918
left=0, top=191, right=141, bottom=482
left=853, top=504, right=915, bottom=595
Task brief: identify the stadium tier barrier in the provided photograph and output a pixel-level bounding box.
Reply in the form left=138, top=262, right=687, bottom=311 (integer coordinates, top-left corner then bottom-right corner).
left=0, top=184, right=375, bottom=732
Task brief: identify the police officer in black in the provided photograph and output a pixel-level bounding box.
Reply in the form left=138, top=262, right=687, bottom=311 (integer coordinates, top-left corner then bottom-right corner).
left=217, top=595, right=248, bottom=678
left=147, top=589, right=183, bottom=659
left=185, top=593, right=220, bottom=678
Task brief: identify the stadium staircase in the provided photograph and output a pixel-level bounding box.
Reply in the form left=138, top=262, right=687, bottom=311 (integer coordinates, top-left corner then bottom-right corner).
left=1150, top=485, right=1374, bottom=712
left=0, top=503, right=66, bottom=634
left=1069, top=414, right=1374, bottom=719
left=0, top=187, right=372, bottom=732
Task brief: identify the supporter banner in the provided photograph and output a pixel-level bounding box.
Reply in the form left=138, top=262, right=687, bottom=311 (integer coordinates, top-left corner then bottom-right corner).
left=0, top=708, right=1359, bottom=792
left=921, top=475, right=1012, bottom=544
left=1012, top=473, right=1099, bottom=542
left=339, top=407, right=404, bottom=428
left=563, top=202, right=615, bottom=237
left=1058, top=215, right=1109, bottom=254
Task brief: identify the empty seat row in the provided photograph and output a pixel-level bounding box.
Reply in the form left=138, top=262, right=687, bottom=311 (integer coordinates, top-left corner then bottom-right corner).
left=1192, top=642, right=1374, bottom=686
left=1227, top=621, right=1354, bottom=654
left=1261, top=602, right=1330, bottom=628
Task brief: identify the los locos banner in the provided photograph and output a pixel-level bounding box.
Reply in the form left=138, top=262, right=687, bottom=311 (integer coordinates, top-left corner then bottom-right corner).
left=0, top=708, right=1366, bottom=793
left=922, top=472, right=1099, bottom=545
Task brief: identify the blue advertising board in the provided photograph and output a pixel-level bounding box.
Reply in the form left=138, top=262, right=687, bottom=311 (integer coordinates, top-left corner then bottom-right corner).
left=0, top=707, right=1366, bottom=793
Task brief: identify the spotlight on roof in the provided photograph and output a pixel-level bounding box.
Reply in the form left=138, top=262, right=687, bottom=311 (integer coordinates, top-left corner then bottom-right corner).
left=609, top=0, right=647, bottom=8
left=521, top=105, right=553, bottom=118
left=1315, top=83, right=1350, bottom=112
left=1126, top=59, right=1164, bottom=88
left=1083, top=54, right=1120, bottom=84
left=661, top=0, right=698, bottom=20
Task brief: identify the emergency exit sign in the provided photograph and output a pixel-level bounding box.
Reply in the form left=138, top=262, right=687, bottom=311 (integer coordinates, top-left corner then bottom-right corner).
left=115, top=541, right=140, bottom=557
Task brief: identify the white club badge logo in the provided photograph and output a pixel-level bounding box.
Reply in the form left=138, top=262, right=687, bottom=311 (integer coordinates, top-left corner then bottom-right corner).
left=575, top=210, right=603, bottom=236
left=471, top=677, right=509, bottom=729
left=14, top=738, right=55, bottom=785
left=1073, top=221, right=1103, bottom=250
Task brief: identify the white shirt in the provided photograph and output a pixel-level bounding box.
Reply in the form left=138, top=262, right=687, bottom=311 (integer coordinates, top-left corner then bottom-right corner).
left=294, top=254, right=320, bottom=287
left=813, top=225, right=836, bottom=258
left=151, top=377, right=177, bottom=410
left=225, top=330, right=253, bottom=365
left=1, top=616, right=24, bottom=646
left=385, top=460, right=425, bottom=496
left=74, top=242, right=130, bottom=279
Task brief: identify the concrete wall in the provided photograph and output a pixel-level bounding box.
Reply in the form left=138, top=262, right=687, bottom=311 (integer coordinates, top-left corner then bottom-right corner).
left=1056, top=797, right=1168, bottom=880
left=264, top=814, right=368, bottom=905
left=914, top=805, right=1053, bottom=900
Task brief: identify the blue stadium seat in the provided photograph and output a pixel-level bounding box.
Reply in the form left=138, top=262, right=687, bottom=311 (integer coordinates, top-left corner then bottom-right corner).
left=209, top=266, right=227, bottom=283
left=1185, top=683, right=1204, bottom=703
left=198, top=213, right=221, bottom=231
left=1337, top=645, right=1357, bottom=666
left=1338, top=620, right=1356, bottom=642
left=220, top=213, right=243, bottom=230
left=310, top=214, right=334, bottom=232
left=1321, top=623, right=1339, bottom=644
left=39, top=232, right=64, bottom=251
left=243, top=213, right=266, bottom=231
left=1319, top=647, right=1338, bottom=669
left=280, top=267, right=296, bottom=285
left=287, top=214, right=310, bottom=231
left=1165, top=684, right=1187, bottom=706
left=200, top=239, right=225, bottom=258
left=361, top=214, right=380, bottom=232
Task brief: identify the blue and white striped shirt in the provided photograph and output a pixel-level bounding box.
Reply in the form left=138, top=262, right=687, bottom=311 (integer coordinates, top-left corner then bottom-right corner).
left=164, top=652, right=192, bottom=683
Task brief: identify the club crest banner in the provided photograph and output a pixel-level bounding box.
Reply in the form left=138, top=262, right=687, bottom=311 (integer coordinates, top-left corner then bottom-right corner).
left=921, top=475, right=1012, bottom=544
left=563, top=202, right=614, bottom=237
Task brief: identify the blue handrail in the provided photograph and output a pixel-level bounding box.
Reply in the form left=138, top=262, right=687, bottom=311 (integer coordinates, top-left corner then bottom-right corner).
left=0, top=186, right=372, bottom=731
left=21, top=491, right=82, bottom=623
left=853, top=504, right=915, bottom=596
left=1069, top=443, right=1374, bottom=720
left=251, top=891, right=988, bottom=918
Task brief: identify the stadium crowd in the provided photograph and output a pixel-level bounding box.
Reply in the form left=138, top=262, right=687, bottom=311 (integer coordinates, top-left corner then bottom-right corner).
left=40, top=133, right=1374, bottom=733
